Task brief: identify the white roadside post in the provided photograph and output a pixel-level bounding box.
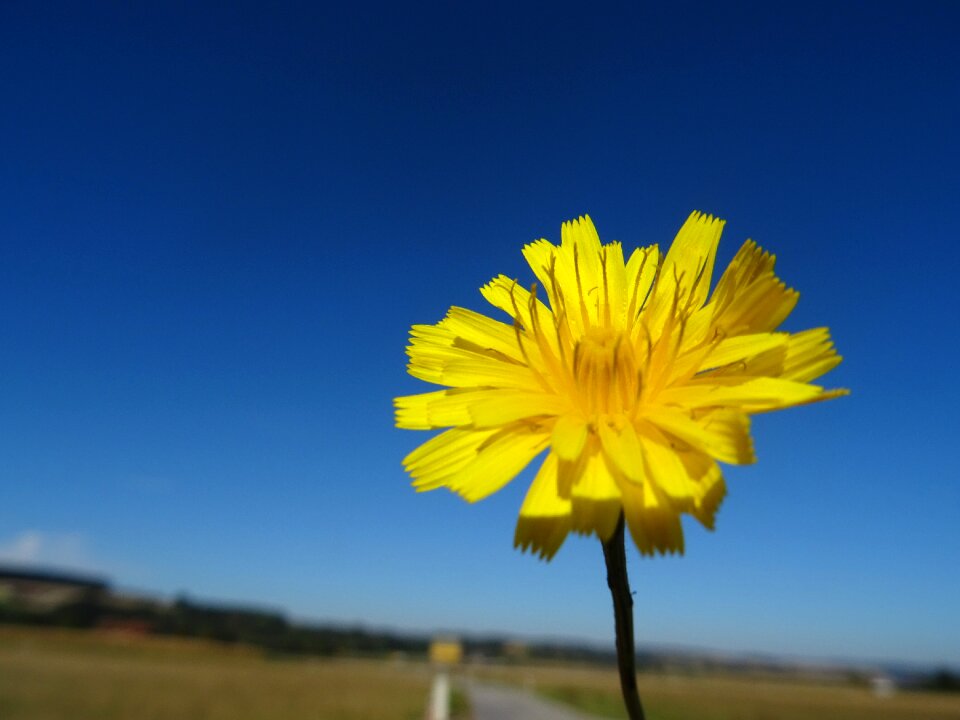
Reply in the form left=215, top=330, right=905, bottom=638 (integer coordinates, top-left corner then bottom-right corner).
left=427, top=671, right=450, bottom=720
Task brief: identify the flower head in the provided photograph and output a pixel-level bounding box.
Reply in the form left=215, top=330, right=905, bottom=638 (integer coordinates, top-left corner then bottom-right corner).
left=396, top=213, right=845, bottom=559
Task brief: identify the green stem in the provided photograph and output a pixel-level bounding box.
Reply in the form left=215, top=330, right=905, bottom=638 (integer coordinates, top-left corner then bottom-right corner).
left=602, top=514, right=647, bottom=720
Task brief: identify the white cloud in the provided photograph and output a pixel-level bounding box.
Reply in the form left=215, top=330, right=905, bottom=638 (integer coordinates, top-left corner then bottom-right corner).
left=0, top=530, right=102, bottom=573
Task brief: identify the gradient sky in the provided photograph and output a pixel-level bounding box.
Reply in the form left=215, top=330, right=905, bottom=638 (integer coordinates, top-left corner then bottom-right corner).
left=2, top=2, right=958, bottom=667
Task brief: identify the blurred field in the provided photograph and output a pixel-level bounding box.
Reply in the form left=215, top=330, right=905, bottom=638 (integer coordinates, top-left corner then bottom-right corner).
left=5, top=626, right=959, bottom=720
left=0, top=626, right=431, bottom=720
left=472, top=662, right=960, bottom=720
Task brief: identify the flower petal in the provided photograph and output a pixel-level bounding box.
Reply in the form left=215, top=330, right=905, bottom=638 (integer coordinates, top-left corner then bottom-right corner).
left=521, top=239, right=562, bottom=310
left=394, top=389, right=474, bottom=429
left=467, top=390, right=567, bottom=427
left=708, top=240, right=799, bottom=334
left=597, top=420, right=645, bottom=483
left=395, top=388, right=566, bottom=430
left=403, top=427, right=500, bottom=490
left=697, top=332, right=788, bottom=372
left=403, top=424, right=548, bottom=502
left=440, top=357, right=542, bottom=389
left=647, top=211, right=724, bottom=333
left=449, top=426, right=550, bottom=502
left=514, top=452, right=572, bottom=560
left=551, top=414, right=589, bottom=461
left=659, top=376, right=847, bottom=413
left=620, top=479, right=684, bottom=556
left=711, top=239, right=776, bottom=307
left=405, top=320, right=531, bottom=387
left=677, top=450, right=727, bottom=530
left=644, top=407, right=755, bottom=465
left=624, top=245, right=659, bottom=322
left=570, top=450, right=622, bottom=541
left=599, top=241, right=628, bottom=329
left=561, top=216, right=603, bottom=310
left=715, top=274, right=799, bottom=335
left=480, top=276, right=553, bottom=336
left=635, top=423, right=700, bottom=506
left=781, top=327, right=843, bottom=382
left=440, top=306, right=526, bottom=363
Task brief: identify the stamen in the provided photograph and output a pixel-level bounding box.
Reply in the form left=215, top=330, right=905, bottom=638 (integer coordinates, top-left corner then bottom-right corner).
left=569, top=327, right=639, bottom=418
left=626, top=249, right=651, bottom=321
left=633, top=249, right=657, bottom=320
left=601, top=248, right=612, bottom=327
left=507, top=280, right=553, bottom=394
left=573, top=243, right=592, bottom=331
left=527, top=284, right=565, bottom=384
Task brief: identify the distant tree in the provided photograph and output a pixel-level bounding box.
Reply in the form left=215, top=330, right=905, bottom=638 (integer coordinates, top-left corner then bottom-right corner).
left=924, top=669, right=960, bottom=693
left=50, top=593, right=102, bottom=628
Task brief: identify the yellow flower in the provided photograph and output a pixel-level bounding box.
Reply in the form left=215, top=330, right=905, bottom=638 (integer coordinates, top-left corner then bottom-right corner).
left=396, top=213, right=846, bottom=559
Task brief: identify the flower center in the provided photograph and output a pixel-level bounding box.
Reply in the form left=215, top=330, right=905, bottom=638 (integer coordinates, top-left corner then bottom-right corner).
left=572, top=328, right=638, bottom=418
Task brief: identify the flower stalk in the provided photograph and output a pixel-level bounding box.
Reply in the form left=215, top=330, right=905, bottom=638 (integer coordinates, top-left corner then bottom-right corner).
left=602, top=513, right=646, bottom=720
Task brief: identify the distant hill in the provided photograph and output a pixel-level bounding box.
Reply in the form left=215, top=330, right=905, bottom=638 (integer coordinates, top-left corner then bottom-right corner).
left=1, top=563, right=956, bottom=692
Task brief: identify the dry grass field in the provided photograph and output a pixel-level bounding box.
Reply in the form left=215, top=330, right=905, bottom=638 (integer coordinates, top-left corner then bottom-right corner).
left=471, top=661, right=960, bottom=720
left=0, top=626, right=432, bottom=720
left=4, top=626, right=959, bottom=720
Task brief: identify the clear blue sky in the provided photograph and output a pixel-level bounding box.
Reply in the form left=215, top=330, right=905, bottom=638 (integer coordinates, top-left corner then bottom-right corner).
left=1, top=1, right=958, bottom=667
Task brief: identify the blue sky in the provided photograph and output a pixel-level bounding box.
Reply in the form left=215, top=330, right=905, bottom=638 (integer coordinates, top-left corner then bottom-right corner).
left=1, top=1, right=958, bottom=666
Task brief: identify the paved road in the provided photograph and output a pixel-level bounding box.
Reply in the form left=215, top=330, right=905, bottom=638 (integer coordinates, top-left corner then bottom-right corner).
left=467, top=682, right=600, bottom=720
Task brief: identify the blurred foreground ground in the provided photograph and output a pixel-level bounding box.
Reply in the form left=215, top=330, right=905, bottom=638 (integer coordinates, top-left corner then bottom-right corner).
left=471, top=663, right=960, bottom=720
left=2, top=626, right=959, bottom=720
left=0, top=626, right=431, bottom=720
